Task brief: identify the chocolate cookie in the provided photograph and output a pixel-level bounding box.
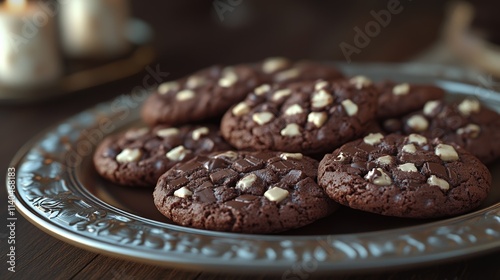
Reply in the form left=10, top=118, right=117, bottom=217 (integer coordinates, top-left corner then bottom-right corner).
left=93, top=125, right=231, bottom=187
left=376, top=81, right=445, bottom=119
left=259, top=57, right=345, bottom=84
left=318, top=133, right=492, bottom=218
left=141, top=64, right=262, bottom=126
left=153, top=151, right=336, bottom=233
left=220, top=76, right=379, bottom=154
left=400, top=98, right=500, bottom=164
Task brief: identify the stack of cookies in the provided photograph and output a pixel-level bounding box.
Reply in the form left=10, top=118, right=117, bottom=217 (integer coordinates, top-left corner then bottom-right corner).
left=93, top=57, right=498, bottom=234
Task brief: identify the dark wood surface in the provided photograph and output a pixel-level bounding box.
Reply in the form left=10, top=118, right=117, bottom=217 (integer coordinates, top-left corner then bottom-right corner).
left=2, top=1, right=500, bottom=279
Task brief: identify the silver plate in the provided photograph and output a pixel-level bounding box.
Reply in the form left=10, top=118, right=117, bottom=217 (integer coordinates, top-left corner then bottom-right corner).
left=9, top=63, right=500, bottom=275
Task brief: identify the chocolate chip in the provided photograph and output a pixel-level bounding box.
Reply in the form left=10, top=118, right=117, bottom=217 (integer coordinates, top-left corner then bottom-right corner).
left=270, top=161, right=295, bottom=172
left=423, top=162, right=448, bottom=179
left=178, top=161, right=203, bottom=172
left=282, top=170, right=304, bottom=184
left=204, top=158, right=228, bottom=171
left=195, top=188, right=217, bottom=203
left=210, top=169, right=238, bottom=184
left=356, top=142, right=376, bottom=153
left=250, top=152, right=275, bottom=162
left=168, top=177, right=189, bottom=188
left=235, top=194, right=259, bottom=202
left=224, top=200, right=248, bottom=210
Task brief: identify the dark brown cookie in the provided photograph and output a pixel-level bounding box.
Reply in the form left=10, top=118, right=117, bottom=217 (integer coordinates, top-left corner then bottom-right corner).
left=141, top=64, right=262, bottom=126
left=258, top=57, right=345, bottom=84
left=153, top=151, right=336, bottom=233
left=318, top=133, right=492, bottom=218
left=375, top=81, right=445, bottom=119
left=399, top=98, right=500, bottom=164
left=93, top=125, right=232, bottom=187
left=220, top=76, right=379, bottom=154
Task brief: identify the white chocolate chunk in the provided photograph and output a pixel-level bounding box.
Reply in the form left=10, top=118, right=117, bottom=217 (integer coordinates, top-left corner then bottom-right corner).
left=406, top=115, right=429, bottom=132
left=456, top=124, right=481, bottom=138
left=280, top=153, right=303, bottom=160
left=307, top=112, right=328, bottom=128
left=376, top=155, right=393, bottom=165
left=232, top=102, right=250, bottom=116
left=236, top=174, right=257, bottom=191
left=349, top=75, right=372, bottom=89
left=392, top=83, right=410, bottom=95
left=341, top=99, right=358, bottom=116
left=192, top=127, right=209, bottom=140
left=314, top=80, right=328, bottom=91
left=176, top=89, right=196, bottom=101
left=408, top=134, right=428, bottom=145
left=262, top=57, right=289, bottom=74
left=254, top=84, right=271, bottom=95
left=156, top=128, right=180, bottom=138
left=218, top=69, right=238, bottom=87
left=214, top=151, right=238, bottom=160
left=285, top=104, right=304, bottom=116
left=166, top=146, right=190, bottom=161
left=264, top=187, right=289, bottom=203
left=427, top=175, right=450, bottom=191
left=402, top=144, right=417, bottom=154
left=398, top=163, right=418, bottom=172
left=312, top=89, right=334, bottom=108
left=272, top=89, right=292, bottom=101
left=125, top=127, right=149, bottom=139
left=435, top=144, right=459, bottom=161
left=275, top=68, right=300, bottom=82
left=252, top=112, right=274, bottom=125
left=116, top=148, right=142, bottom=163
left=458, top=99, right=481, bottom=116
left=280, top=123, right=301, bottom=137
left=365, top=168, right=392, bottom=186
left=423, top=100, right=440, bottom=116
left=158, top=81, right=179, bottom=94
left=186, top=76, right=206, bottom=89
left=363, top=133, right=384, bottom=146
left=174, top=187, right=192, bottom=198
left=335, top=152, right=347, bottom=162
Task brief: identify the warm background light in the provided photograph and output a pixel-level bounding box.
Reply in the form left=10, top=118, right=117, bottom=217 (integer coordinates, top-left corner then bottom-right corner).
left=6, top=0, right=27, bottom=10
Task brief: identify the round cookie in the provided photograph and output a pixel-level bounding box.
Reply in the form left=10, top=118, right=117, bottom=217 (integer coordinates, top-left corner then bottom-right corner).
left=153, top=151, right=336, bottom=233
left=220, top=76, right=379, bottom=154
left=318, top=133, right=492, bottom=219
left=400, top=98, right=500, bottom=164
left=141, top=64, right=262, bottom=126
left=93, top=125, right=232, bottom=187
left=258, top=57, right=345, bottom=84
left=375, top=81, right=445, bottom=119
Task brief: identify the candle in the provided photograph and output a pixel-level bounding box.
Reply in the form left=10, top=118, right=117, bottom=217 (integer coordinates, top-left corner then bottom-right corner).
left=0, top=0, right=62, bottom=87
left=59, top=0, right=131, bottom=58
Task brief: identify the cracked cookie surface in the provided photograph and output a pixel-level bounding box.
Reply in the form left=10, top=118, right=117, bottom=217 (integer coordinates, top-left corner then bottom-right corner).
left=153, top=151, right=336, bottom=233
left=318, top=133, right=491, bottom=218
left=220, top=77, right=379, bottom=155
left=93, top=125, right=231, bottom=187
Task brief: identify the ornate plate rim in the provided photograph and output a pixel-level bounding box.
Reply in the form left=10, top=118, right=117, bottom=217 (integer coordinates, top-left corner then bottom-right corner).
left=9, top=62, right=500, bottom=275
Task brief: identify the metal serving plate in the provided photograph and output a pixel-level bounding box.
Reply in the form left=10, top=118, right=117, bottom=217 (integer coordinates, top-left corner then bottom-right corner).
left=9, top=63, right=500, bottom=275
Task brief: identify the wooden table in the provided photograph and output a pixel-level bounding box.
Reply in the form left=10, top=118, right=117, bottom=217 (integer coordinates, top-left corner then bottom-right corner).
left=2, top=1, right=500, bottom=279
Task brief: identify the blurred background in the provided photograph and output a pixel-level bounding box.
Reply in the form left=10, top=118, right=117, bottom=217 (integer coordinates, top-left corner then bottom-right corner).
left=1, top=0, right=500, bottom=167
left=3, top=1, right=500, bottom=277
